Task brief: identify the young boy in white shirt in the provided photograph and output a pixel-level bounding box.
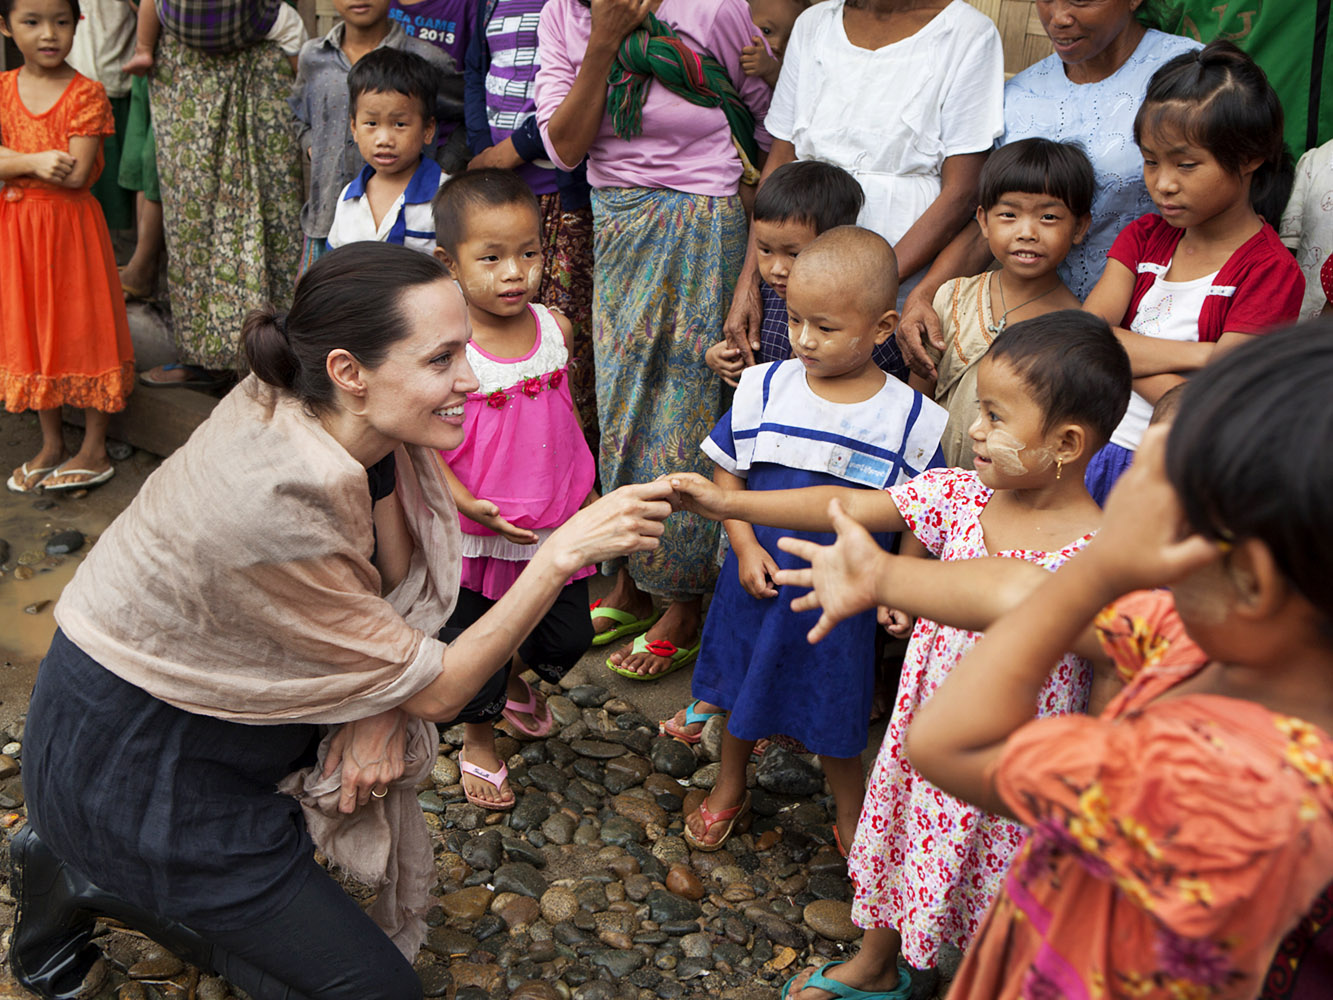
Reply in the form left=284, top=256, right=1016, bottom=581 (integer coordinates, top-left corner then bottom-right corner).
left=326, top=47, right=446, bottom=254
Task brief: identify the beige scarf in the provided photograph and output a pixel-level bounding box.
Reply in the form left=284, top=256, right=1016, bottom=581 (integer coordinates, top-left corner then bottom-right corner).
left=55, top=375, right=463, bottom=953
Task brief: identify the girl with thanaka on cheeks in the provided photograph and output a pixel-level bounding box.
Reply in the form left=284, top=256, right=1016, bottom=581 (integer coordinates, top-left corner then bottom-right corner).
left=1081, top=40, right=1303, bottom=503
left=779, top=322, right=1333, bottom=1000
left=431, top=169, right=597, bottom=810
left=674, top=227, right=947, bottom=861
left=671, top=311, right=1131, bottom=999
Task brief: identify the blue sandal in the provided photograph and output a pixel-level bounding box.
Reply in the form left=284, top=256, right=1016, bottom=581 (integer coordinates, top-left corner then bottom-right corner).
left=660, top=699, right=725, bottom=743
left=780, top=962, right=912, bottom=1000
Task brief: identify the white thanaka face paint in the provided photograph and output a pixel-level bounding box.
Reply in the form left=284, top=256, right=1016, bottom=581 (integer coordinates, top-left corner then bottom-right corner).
left=524, top=261, right=541, bottom=296
left=983, top=428, right=1055, bottom=477
left=789, top=319, right=813, bottom=353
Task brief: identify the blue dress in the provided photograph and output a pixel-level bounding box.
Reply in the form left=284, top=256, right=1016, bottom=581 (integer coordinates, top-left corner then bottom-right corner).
left=691, top=361, right=947, bottom=759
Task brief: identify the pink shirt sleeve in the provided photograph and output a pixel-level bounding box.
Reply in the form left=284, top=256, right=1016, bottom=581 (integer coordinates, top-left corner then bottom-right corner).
left=887, top=467, right=981, bottom=557
left=534, top=0, right=583, bottom=174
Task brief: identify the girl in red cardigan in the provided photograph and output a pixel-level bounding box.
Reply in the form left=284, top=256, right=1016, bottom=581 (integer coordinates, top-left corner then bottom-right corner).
left=1082, top=41, right=1302, bottom=504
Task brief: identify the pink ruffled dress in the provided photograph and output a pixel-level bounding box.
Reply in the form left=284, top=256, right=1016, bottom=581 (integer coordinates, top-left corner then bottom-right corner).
left=444, top=303, right=596, bottom=598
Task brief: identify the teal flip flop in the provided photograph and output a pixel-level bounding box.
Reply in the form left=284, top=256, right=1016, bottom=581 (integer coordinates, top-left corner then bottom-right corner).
left=606, top=633, right=700, bottom=681
left=780, top=962, right=912, bottom=1000
left=660, top=699, right=726, bottom=743
left=589, top=599, right=662, bottom=647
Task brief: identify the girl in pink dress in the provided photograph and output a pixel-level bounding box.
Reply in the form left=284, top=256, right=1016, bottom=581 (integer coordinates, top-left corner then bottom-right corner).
left=671, top=311, right=1128, bottom=1000
left=432, top=169, right=596, bottom=811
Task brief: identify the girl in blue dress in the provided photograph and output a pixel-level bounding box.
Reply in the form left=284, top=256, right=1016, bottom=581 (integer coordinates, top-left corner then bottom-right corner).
left=679, top=227, right=947, bottom=852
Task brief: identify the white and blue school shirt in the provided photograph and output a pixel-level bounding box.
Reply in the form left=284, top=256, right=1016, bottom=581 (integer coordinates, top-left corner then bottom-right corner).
left=701, top=360, right=948, bottom=490
left=325, top=157, right=446, bottom=254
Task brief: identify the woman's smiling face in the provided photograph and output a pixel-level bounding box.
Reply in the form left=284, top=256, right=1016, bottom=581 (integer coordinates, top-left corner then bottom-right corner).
left=1035, top=0, right=1139, bottom=70
left=357, top=278, right=479, bottom=453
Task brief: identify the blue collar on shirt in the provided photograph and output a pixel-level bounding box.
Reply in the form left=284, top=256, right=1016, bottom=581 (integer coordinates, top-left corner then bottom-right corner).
left=342, top=157, right=442, bottom=204
left=343, top=158, right=441, bottom=246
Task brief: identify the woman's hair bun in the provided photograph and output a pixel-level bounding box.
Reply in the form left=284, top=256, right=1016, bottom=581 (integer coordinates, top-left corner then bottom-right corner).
left=241, top=304, right=300, bottom=391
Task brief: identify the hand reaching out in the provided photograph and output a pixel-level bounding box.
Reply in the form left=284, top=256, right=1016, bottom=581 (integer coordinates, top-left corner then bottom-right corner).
left=663, top=471, right=729, bottom=521
left=1083, top=426, right=1221, bottom=593
left=773, top=498, right=890, bottom=643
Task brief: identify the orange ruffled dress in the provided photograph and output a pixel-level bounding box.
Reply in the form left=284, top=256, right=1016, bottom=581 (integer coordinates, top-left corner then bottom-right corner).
left=950, top=590, right=1333, bottom=1000
left=0, top=70, right=134, bottom=413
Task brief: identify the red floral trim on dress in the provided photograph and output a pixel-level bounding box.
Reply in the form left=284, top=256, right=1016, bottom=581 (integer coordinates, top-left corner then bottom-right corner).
left=470, top=367, right=569, bottom=409
left=2, top=361, right=135, bottom=413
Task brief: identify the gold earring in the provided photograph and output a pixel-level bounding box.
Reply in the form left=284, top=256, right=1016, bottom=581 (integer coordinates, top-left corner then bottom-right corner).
left=1056, top=458, right=1063, bottom=481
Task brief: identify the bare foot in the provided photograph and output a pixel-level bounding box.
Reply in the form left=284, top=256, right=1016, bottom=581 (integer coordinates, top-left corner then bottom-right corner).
left=593, top=568, right=655, bottom=638
left=459, top=744, right=515, bottom=809
left=607, top=599, right=701, bottom=677
left=122, top=48, right=154, bottom=76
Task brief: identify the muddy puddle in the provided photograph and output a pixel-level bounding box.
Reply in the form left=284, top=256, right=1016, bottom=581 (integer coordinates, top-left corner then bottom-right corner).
left=0, top=492, right=103, bottom=666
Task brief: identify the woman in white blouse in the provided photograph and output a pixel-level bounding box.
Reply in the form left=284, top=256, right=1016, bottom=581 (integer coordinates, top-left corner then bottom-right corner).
left=725, top=0, right=1005, bottom=377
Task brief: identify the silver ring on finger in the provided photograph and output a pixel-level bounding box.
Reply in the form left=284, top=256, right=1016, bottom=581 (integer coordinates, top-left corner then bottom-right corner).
left=371, top=786, right=388, bottom=798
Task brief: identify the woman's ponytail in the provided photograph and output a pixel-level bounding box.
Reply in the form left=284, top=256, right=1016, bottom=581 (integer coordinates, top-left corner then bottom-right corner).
left=242, top=305, right=300, bottom=392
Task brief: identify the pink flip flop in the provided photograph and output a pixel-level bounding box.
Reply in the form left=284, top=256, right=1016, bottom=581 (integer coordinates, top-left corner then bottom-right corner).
left=459, top=751, right=516, bottom=811
left=501, top=676, right=553, bottom=739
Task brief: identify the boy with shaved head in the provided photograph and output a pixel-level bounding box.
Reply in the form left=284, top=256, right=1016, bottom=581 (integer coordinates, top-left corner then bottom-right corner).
left=661, top=226, right=948, bottom=855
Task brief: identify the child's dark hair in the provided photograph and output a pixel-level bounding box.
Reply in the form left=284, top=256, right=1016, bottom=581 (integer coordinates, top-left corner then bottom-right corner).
left=1149, top=382, right=1186, bottom=426
left=243, top=243, right=446, bottom=411
left=979, top=138, right=1095, bottom=218
left=432, top=168, right=540, bottom=257
left=0, top=0, right=79, bottom=21
left=347, top=47, right=439, bottom=120
left=754, top=161, right=864, bottom=234
left=1166, top=320, right=1333, bottom=639
left=985, top=311, right=1132, bottom=449
left=1134, top=40, right=1292, bottom=222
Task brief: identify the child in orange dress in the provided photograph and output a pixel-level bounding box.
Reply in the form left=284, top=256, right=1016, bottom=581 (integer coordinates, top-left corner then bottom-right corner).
left=1, top=0, right=135, bottom=493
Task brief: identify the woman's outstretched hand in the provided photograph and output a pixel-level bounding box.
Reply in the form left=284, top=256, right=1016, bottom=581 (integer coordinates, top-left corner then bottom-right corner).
left=773, top=498, right=890, bottom=643
left=1083, top=426, right=1221, bottom=594
left=545, top=480, right=674, bottom=575
left=323, top=709, right=409, bottom=814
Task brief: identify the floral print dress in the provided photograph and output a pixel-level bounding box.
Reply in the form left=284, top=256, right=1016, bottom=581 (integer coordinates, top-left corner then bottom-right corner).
left=948, top=590, right=1333, bottom=1000
left=848, top=468, right=1094, bottom=967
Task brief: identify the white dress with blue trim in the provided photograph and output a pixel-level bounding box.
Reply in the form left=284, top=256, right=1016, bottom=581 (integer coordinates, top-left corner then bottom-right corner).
left=693, top=360, right=947, bottom=758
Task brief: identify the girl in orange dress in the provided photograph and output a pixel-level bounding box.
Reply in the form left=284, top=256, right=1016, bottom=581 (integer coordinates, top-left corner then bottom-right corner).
left=1, top=0, right=134, bottom=493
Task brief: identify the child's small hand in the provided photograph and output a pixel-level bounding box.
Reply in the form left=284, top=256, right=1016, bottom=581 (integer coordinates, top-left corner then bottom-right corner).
left=740, top=36, right=779, bottom=80
left=704, top=340, right=749, bottom=387
left=878, top=606, right=914, bottom=637
left=663, top=472, right=728, bottom=521
left=736, top=543, right=780, bottom=599
left=1083, top=426, right=1221, bottom=593
left=466, top=498, right=539, bottom=546
left=27, top=149, right=76, bottom=184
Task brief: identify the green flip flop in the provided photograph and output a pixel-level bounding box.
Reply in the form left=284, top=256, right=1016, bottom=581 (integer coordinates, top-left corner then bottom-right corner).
left=606, top=633, right=700, bottom=681
left=589, top=599, right=662, bottom=647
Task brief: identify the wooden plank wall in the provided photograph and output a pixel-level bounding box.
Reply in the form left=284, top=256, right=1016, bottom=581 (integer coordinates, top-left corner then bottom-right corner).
left=965, top=0, right=1054, bottom=77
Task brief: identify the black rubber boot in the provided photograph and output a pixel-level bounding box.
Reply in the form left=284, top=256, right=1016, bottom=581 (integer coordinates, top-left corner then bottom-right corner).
left=9, top=826, right=213, bottom=998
